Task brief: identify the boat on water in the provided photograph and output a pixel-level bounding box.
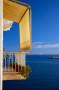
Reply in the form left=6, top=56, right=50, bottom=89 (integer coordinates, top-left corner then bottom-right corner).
left=48, top=56, right=59, bottom=59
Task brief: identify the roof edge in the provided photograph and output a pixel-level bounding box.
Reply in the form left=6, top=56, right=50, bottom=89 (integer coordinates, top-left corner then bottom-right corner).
left=9, top=0, right=31, bottom=9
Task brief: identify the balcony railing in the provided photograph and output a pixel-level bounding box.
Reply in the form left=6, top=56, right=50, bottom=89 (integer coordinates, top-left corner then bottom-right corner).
left=3, top=52, right=31, bottom=80
left=3, top=52, right=26, bottom=80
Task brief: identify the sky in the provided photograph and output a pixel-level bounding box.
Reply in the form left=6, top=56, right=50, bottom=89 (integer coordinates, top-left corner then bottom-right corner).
left=3, top=0, right=59, bottom=54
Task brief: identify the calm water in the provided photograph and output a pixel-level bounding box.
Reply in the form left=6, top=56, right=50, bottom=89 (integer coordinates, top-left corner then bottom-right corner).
left=3, top=55, right=59, bottom=90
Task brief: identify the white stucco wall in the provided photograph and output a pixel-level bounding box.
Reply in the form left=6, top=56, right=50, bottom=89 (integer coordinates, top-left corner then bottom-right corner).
left=0, top=0, right=3, bottom=90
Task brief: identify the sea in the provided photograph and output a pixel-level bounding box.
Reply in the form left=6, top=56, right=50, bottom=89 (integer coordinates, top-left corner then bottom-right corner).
left=3, top=55, right=59, bottom=90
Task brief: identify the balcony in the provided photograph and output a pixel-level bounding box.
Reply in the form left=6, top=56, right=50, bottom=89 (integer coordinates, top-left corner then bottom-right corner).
left=3, top=0, right=31, bottom=81
left=3, top=52, right=31, bottom=80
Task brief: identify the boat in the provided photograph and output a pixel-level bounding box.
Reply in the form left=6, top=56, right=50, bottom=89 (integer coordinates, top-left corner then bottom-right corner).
left=48, top=56, right=59, bottom=59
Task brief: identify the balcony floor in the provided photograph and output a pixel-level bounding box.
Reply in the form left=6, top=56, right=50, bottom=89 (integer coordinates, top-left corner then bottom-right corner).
left=3, top=68, right=26, bottom=80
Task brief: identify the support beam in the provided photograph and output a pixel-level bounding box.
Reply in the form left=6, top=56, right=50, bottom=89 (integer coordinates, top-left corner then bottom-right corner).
left=0, top=0, right=3, bottom=90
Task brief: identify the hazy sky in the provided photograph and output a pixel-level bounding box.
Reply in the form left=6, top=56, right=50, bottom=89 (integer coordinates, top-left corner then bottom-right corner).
left=3, top=0, right=59, bottom=54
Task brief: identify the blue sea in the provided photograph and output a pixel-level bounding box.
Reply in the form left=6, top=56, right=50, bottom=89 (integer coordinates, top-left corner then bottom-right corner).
left=3, top=55, right=59, bottom=90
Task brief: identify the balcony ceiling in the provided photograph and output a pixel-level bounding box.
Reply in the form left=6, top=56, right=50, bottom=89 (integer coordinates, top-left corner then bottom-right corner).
left=3, top=0, right=29, bottom=23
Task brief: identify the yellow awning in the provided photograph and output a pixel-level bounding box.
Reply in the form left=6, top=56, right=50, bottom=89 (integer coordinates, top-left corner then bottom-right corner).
left=3, top=0, right=32, bottom=51
left=20, top=9, right=31, bottom=50
left=3, top=0, right=28, bottom=22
